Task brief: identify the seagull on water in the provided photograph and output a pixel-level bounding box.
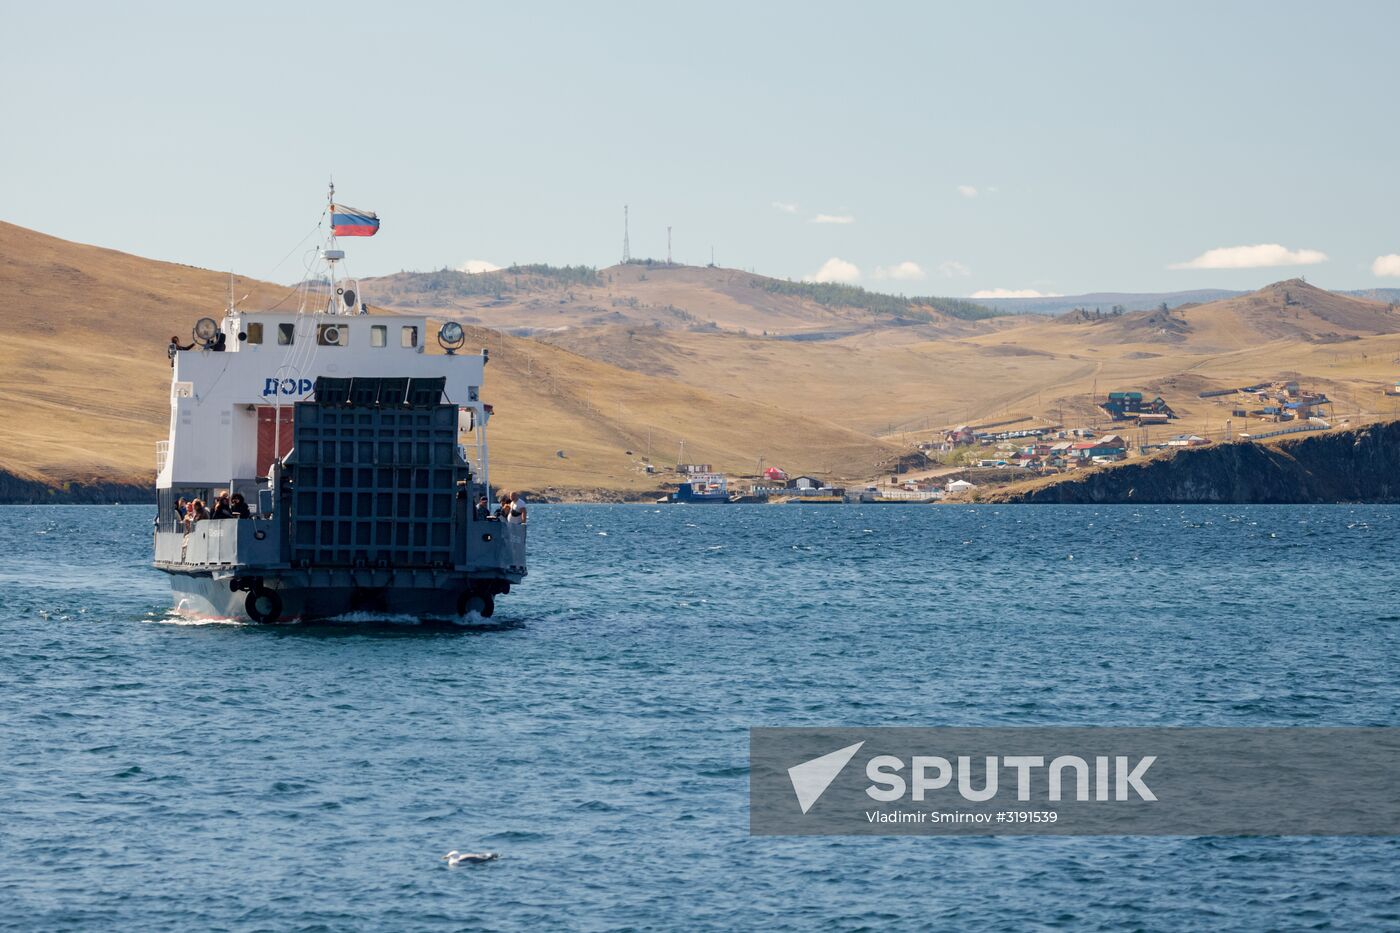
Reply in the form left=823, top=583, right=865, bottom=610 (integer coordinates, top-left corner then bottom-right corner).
left=443, top=850, right=499, bottom=866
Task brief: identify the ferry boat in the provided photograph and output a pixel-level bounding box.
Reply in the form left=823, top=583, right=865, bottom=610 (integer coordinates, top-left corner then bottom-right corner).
left=153, top=189, right=526, bottom=622
left=664, top=473, right=729, bottom=503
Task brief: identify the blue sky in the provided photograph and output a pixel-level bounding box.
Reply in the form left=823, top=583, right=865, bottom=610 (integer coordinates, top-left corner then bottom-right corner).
left=3, top=1, right=1398, bottom=296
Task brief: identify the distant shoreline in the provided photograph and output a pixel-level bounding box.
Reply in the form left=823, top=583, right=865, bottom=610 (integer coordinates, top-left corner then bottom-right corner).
left=0, top=471, right=153, bottom=505
left=10, top=418, right=1400, bottom=506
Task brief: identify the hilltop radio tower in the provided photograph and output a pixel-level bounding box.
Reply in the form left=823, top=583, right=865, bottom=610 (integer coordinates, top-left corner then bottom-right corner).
left=667, top=226, right=672, bottom=264
left=621, top=204, right=631, bottom=263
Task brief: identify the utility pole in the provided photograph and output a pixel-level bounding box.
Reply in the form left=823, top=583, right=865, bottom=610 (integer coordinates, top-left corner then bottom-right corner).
left=622, top=204, right=631, bottom=263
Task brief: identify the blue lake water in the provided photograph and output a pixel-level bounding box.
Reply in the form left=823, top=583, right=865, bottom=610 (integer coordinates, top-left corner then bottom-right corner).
left=2, top=503, right=1399, bottom=930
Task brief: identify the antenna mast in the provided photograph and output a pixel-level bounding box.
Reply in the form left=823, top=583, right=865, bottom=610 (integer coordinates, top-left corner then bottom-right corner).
left=667, top=226, right=672, bottom=264
left=622, top=204, right=631, bottom=263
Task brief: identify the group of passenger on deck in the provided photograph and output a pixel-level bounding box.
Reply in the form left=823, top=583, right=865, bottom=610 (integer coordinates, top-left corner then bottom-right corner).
left=174, top=488, right=522, bottom=533
left=175, top=490, right=250, bottom=531
left=474, top=491, right=527, bottom=525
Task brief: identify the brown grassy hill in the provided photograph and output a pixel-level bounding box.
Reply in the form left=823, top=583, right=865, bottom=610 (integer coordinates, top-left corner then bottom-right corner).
left=0, top=222, right=902, bottom=495
left=366, top=261, right=998, bottom=339
left=532, top=280, right=1400, bottom=446
left=1036, top=279, right=1398, bottom=351
left=1179, top=279, right=1399, bottom=347
left=0, top=221, right=289, bottom=482
left=452, top=327, right=904, bottom=496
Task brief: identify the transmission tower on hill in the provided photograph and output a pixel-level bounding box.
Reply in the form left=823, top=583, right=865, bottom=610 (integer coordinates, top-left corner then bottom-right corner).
left=667, top=226, right=672, bottom=264
left=622, top=204, right=631, bottom=263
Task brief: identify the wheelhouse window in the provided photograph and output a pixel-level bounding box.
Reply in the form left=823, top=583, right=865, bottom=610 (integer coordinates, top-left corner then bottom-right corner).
left=245, top=322, right=263, bottom=345
left=401, top=326, right=418, bottom=348
left=370, top=325, right=387, bottom=348
left=277, top=323, right=295, bottom=345
left=317, top=323, right=347, bottom=347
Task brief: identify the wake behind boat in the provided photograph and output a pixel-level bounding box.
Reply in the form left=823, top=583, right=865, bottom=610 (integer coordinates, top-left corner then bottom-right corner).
left=152, top=187, right=526, bottom=622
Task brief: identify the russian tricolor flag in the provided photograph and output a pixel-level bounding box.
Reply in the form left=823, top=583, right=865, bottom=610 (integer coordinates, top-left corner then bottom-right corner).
left=331, top=204, right=380, bottom=237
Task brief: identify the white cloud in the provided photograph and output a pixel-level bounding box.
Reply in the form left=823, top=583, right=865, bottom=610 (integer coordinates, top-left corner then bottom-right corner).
left=810, top=213, right=855, bottom=224
left=874, top=261, right=927, bottom=281
left=1169, top=244, right=1328, bottom=270
left=1372, top=254, right=1400, bottom=277
left=803, top=257, right=861, bottom=284
left=937, top=260, right=971, bottom=278
left=970, top=288, right=1063, bottom=299
left=957, top=185, right=978, bottom=198
left=772, top=201, right=799, bottom=213
left=459, top=259, right=502, bottom=274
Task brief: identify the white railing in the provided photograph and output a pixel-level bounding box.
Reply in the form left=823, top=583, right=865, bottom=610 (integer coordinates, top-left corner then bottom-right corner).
left=155, top=440, right=170, bottom=475
left=1241, top=423, right=1326, bottom=441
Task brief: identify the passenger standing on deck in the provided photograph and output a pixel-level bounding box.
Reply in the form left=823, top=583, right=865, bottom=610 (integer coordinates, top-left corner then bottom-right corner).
left=474, top=494, right=491, bottom=521
left=229, top=493, right=252, bottom=519
left=167, top=336, right=192, bottom=366
left=507, top=492, right=527, bottom=525
left=494, top=493, right=511, bottom=520
left=212, top=491, right=233, bottom=519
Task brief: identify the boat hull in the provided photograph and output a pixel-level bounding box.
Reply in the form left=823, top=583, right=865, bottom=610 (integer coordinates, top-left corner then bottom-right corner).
left=167, top=570, right=509, bottom=622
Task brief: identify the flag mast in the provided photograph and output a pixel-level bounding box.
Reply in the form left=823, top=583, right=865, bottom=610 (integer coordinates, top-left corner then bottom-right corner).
left=324, top=177, right=343, bottom=313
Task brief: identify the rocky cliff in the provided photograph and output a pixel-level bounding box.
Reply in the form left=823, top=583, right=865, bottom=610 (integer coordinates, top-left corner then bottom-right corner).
left=977, top=421, right=1400, bottom=504
left=0, top=469, right=152, bottom=505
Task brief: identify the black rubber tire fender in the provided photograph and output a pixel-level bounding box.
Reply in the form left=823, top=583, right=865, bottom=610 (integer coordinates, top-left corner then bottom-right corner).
left=246, top=586, right=283, bottom=624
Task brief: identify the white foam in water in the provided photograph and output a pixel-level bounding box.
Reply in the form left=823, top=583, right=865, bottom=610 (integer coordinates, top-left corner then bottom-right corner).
left=154, top=608, right=246, bottom=627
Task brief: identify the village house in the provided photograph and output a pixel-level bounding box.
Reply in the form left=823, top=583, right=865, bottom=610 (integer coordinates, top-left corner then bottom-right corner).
left=1070, top=437, right=1128, bottom=462
left=787, top=475, right=840, bottom=497
left=1100, top=391, right=1175, bottom=421
left=1241, top=381, right=1330, bottom=422
left=1167, top=434, right=1210, bottom=447
left=944, top=425, right=976, bottom=446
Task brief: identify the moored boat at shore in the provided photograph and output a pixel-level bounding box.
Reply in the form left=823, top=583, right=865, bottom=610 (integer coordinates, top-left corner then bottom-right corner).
left=661, top=473, right=729, bottom=503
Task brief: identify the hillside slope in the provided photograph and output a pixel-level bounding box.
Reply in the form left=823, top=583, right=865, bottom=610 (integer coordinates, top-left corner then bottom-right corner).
left=528, top=281, right=1400, bottom=443
left=0, top=221, right=289, bottom=482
